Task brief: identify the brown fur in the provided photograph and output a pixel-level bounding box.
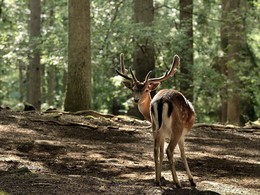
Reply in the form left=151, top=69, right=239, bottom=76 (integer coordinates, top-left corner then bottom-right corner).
left=116, top=54, right=195, bottom=187
left=149, top=89, right=196, bottom=187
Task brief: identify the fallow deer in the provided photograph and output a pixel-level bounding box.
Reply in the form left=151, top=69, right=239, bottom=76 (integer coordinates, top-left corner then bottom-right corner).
left=116, top=53, right=196, bottom=188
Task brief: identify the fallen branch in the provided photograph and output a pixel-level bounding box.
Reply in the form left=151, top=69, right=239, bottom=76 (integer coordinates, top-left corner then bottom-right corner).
left=27, top=117, right=98, bottom=129
left=194, top=123, right=259, bottom=134
left=72, top=110, right=115, bottom=118
left=193, top=123, right=238, bottom=129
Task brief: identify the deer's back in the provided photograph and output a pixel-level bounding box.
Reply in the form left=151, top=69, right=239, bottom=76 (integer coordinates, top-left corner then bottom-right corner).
left=150, top=89, right=195, bottom=134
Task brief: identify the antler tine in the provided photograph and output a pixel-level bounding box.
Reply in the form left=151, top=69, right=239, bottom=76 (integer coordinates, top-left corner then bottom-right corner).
left=148, top=55, right=180, bottom=83
left=130, top=67, right=138, bottom=83
left=144, top=71, right=153, bottom=87
left=167, top=55, right=180, bottom=77
left=115, top=53, right=133, bottom=81
left=115, top=69, right=132, bottom=80
left=144, top=71, right=152, bottom=84
left=120, top=53, right=126, bottom=73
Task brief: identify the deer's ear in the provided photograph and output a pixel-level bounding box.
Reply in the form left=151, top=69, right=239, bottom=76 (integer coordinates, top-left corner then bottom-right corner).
left=148, top=82, right=160, bottom=91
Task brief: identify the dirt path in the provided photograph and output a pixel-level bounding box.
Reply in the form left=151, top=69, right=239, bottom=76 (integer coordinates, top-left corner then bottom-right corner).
left=0, top=110, right=259, bottom=195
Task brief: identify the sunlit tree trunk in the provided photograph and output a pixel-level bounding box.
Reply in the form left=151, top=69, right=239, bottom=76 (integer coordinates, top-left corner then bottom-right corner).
left=179, top=0, right=194, bottom=102
left=64, top=0, right=91, bottom=112
left=28, top=0, right=41, bottom=110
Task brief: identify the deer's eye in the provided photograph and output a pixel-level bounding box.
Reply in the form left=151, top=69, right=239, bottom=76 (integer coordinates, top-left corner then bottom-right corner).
left=145, top=89, right=149, bottom=93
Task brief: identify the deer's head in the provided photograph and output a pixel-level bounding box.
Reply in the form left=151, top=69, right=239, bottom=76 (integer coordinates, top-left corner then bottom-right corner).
left=116, top=53, right=180, bottom=104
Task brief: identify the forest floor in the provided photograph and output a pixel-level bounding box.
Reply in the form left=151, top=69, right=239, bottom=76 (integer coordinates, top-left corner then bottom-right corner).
left=0, top=109, right=259, bottom=195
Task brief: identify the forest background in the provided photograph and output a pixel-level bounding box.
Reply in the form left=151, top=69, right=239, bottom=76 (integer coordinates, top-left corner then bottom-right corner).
left=0, top=0, right=259, bottom=125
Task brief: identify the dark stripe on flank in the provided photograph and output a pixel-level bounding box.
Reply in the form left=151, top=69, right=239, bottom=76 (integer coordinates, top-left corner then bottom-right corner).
left=151, top=105, right=154, bottom=115
left=155, top=99, right=173, bottom=130
left=157, top=99, right=163, bottom=130
left=167, top=101, right=173, bottom=118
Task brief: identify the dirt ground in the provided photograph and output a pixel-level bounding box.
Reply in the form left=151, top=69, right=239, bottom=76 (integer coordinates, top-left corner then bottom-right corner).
left=0, top=109, right=259, bottom=195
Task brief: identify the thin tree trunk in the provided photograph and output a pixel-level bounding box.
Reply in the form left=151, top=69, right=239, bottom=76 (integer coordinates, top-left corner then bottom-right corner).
left=19, top=63, right=25, bottom=102
left=179, top=0, right=194, bottom=102
left=47, top=8, right=55, bottom=106
left=47, top=66, right=55, bottom=106
left=28, top=0, right=41, bottom=110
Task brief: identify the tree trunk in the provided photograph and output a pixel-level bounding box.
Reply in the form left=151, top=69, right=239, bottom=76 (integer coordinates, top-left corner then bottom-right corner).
left=19, top=63, right=25, bottom=103
left=131, top=0, right=155, bottom=119
left=47, top=7, right=55, bottom=106
left=47, top=66, right=55, bottom=106
left=179, top=0, right=194, bottom=102
left=64, top=0, right=91, bottom=112
left=133, top=0, right=155, bottom=81
left=221, top=0, right=247, bottom=125
left=28, top=0, right=41, bottom=110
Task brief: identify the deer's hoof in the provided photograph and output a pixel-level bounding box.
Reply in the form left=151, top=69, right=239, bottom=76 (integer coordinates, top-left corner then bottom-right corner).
left=175, top=182, right=182, bottom=188
left=189, top=178, right=196, bottom=187
left=155, top=180, right=161, bottom=186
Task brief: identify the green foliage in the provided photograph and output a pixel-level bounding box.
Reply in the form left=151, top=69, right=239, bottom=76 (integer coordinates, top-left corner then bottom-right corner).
left=0, top=0, right=259, bottom=122
left=0, top=191, right=10, bottom=195
left=41, top=0, right=68, bottom=108
left=0, top=0, right=28, bottom=105
left=0, top=0, right=67, bottom=108
left=192, top=0, right=223, bottom=122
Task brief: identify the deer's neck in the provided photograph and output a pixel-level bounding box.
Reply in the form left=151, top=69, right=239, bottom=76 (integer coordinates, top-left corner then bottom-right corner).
left=138, top=94, right=152, bottom=122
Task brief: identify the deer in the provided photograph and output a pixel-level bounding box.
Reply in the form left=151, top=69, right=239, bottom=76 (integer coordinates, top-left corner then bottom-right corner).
left=115, top=53, right=196, bottom=188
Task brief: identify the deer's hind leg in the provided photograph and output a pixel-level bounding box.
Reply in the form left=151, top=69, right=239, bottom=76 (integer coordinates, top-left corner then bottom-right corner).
left=178, top=137, right=196, bottom=187
left=154, top=134, right=165, bottom=186
left=166, top=127, right=182, bottom=188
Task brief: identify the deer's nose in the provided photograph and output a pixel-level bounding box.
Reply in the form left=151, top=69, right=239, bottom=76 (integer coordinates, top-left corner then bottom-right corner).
left=134, top=98, right=139, bottom=103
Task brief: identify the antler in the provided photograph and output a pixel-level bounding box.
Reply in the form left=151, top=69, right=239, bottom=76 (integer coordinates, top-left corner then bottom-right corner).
left=147, top=55, right=180, bottom=83
left=130, top=68, right=139, bottom=83
left=116, top=54, right=180, bottom=87
left=115, top=53, right=133, bottom=81
left=115, top=53, right=142, bottom=89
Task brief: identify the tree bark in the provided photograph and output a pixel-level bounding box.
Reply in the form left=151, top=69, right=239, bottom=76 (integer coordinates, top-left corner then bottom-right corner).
left=220, top=0, right=247, bottom=125
left=47, top=66, right=55, bottom=106
left=133, top=0, right=155, bottom=81
left=130, top=0, right=155, bottom=119
left=64, top=0, right=91, bottom=112
left=179, top=0, right=194, bottom=102
left=19, top=63, right=25, bottom=103
left=28, top=0, right=41, bottom=110
left=47, top=7, right=55, bottom=106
